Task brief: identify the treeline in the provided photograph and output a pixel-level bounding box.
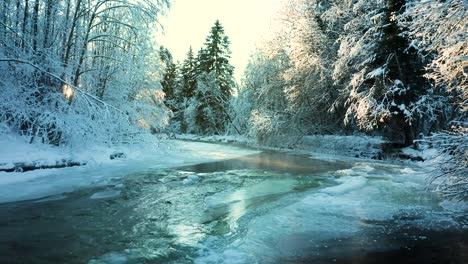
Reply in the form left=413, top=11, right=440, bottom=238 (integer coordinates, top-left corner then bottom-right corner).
left=163, top=1, right=466, bottom=150
left=0, top=0, right=171, bottom=147
left=235, top=0, right=466, bottom=199
left=234, top=0, right=466, bottom=148
left=159, top=20, right=236, bottom=135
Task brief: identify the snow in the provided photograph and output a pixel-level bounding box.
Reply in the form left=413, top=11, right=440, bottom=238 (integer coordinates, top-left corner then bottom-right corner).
left=0, top=134, right=76, bottom=166
left=320, top=176, right=368, bottom=194
left=183, top=174, right=200, bottom=185
left=174, top=134, right=386, bottom=161
left=0, top=136, right=260, bottom=203
left=298, top=134, right=385, bottom=158
left=366, top=67, right=385, bottom=78
left=90, top=189, right=122, bottom=199
left=174, top=134, right=251, bottom=144
left=401, top=145, right=439, bottom=161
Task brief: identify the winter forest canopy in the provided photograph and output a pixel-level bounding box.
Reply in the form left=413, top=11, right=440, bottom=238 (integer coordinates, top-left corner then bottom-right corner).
left=0, top=0, right=466, bottom=199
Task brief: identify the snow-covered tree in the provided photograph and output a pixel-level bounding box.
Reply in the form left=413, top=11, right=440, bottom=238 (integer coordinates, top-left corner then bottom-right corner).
left=333, top=0, right=437, bottom=146
left=0, top=0, right=171, bottom=146
left=404, top=0, right=467, bottom=199
left=160, top=46, right=179, bottom=113
left=195, top=20, right=235, bottom=134
left=241, top=45, right=294, bottom=145
left=194, top=71, right=227, bottom=134
left=280, top=0, right=344, bottom=134
left=237, top=0, right=346, bottom=146
left=179, top=47, right=198, bottom=100
left=177, top=47, right=199, bottom=133
left=405, top=0, right=467, bottom=113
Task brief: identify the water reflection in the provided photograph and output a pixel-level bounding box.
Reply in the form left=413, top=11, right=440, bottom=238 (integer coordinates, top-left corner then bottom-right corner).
left=169, top=223, right=205, bottom=246
left=178, top=152, right=350, bottom=174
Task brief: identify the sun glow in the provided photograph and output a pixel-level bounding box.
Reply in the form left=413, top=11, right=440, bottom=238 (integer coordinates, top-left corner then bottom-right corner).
left=63, top=85, right=74, bottom=99
left=159, top=0, right=283, bottom=81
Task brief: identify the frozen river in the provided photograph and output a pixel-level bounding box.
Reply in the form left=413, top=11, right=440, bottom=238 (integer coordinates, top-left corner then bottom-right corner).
left=0, top=142, right=466, bottom=263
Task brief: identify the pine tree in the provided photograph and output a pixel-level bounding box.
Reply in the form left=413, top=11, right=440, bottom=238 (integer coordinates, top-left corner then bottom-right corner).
left=195, top=20, right=235, bottom=134
left=179, top=47, right=198, bottom=99
left=178, top=47, right=199, bottom=133
left=160, top=46, right=178, bottom=113
left=198, top=20, right=234, bottom=98
left=334, top=0, right=429, bottom=146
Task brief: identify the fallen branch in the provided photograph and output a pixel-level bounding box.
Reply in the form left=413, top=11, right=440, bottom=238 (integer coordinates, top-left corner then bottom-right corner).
left=0, top=160, right=86, bottom=173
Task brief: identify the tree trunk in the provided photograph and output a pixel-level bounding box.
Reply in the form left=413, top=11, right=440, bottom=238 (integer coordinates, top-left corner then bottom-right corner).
left=73, top=11, right=96, bottom=86
left=63, top=0, right=82, bottom=66
left=32, top=0, right=39, bottom=52
left=22, top=0, right=29, bottom=51
left=43, top=0, right=54, bottom=49
left=1, top=0, right=9, bottom=40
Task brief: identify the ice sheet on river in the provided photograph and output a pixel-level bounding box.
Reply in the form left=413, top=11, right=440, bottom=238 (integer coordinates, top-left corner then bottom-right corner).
left=195, top=164, right=464, bottom=264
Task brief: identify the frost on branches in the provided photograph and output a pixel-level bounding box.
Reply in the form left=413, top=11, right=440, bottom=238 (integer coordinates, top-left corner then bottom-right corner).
left=405, top=0, right=467, bottom=200
left=333, top=0, right=442, bottom=146
left=0, top=0, right=171, bottom=147
left=427, top=123, right=467, bottom=200
left=237, top=0, right=346, bottom=146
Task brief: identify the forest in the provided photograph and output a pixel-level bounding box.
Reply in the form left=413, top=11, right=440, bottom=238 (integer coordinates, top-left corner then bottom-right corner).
left=0, top=1, right=466, bottom=194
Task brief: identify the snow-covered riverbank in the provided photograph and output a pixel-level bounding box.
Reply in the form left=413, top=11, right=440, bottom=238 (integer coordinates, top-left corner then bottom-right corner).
left=174, top=133, right=438, bottom=161
left=0, top=135, right=260, bottom=203
left=0, top=133, right=443, bottom=204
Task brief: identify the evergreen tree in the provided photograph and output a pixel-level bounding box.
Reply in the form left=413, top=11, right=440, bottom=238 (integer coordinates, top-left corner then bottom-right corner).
left=334, top=0, right=430, bottom=146
left=198, top=20, right=234, bottom=97
left=178, top=47, right=199, bottom=133
left=179, top=47, right=198, bottom=100
left=195, top=20, right=235, bottom=134
left=159, top=46, right=178, bottom=113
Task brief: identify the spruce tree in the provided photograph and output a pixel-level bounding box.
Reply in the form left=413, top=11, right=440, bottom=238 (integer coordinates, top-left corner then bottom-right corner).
left=334, top=0, right=429, bottom=146
left=159, top=46, right=179, bottom=113
left=195, top=20, right=235, bottom=134
left=375, top=0, right=427, bottom=145
left=179, top=47, right=198, bottom=99
left=178, top=47, right=199, bottom=133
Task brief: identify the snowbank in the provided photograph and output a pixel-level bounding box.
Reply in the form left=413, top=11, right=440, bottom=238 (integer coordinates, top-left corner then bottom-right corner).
left=0, top=136, right=260, bottom=203
left=297, top=135, right=386, bottom=158
left=174, top=134, right=251, bottom=144
left=173, top=134, right=386, bottom=159
left=0, top=134, right=80, bottom=168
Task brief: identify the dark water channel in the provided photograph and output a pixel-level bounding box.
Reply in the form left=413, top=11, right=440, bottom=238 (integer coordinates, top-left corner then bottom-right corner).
left=0, top=151, right=466, bottom=263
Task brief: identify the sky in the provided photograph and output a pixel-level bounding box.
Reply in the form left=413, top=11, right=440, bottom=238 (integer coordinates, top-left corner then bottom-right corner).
left=158, top=0, right=283, bottom=82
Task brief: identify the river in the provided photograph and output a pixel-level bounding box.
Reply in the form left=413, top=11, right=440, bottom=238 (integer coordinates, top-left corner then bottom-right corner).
left=0, top=145, right=466, bottom=263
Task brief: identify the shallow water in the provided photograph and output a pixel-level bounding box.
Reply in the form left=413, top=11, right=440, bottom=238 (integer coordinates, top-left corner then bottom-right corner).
left=0, top=151, right=466, bottom=263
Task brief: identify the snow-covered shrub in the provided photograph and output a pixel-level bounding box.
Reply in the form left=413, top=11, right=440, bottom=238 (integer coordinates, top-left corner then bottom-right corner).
left=0, top=60, right=167, bottom=148
left=427, top=123, right=467, bottom=200
left=226, top=86, right=253, bottom=135
left=248, top=110, right=302, bottom=147
left=404, top=0, right=467, bottom=199
left=183, top=98, right=201, bottom=134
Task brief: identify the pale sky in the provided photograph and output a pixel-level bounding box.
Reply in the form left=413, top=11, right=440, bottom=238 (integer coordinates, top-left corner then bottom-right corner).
left=158, top=0, right=283, bottom=82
